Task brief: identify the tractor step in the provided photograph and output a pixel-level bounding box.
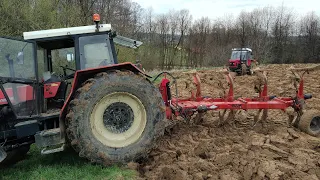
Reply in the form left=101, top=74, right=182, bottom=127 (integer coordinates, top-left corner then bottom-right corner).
left=41, top=144, right=66, bottom=155
left=34, top=128, right=65, bottom=155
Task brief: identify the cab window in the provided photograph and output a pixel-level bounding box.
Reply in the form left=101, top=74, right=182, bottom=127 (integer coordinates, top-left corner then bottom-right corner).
left=79, top=34, right=114, bottom=69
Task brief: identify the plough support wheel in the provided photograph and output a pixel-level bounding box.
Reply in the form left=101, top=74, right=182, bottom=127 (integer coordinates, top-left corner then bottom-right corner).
left=298, top=110, right=320, bottom=137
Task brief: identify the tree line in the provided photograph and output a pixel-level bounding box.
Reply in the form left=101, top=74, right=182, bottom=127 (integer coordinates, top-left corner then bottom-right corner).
left=0, top=0, right=319, bottom=70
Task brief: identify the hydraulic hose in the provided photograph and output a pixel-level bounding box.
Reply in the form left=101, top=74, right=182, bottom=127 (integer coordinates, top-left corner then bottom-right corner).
left=151, top=72, right=178, bottom=107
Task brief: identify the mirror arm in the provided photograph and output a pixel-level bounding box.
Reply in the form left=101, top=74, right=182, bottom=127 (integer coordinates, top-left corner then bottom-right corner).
left=22, top=43, right=28, bottom=51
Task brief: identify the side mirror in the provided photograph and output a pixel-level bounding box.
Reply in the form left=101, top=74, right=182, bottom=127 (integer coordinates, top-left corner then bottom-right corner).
left=17, top=51, right=24, bottom=65
left=67, top=53, right=74, bottom=62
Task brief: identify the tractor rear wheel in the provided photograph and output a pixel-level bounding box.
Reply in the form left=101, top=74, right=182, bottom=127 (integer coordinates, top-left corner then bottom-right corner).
left=298, top=110, right=320, bottom=136
left=66, top=70, right=166, bottom=165
left=241, top=64, right=247, bottom=76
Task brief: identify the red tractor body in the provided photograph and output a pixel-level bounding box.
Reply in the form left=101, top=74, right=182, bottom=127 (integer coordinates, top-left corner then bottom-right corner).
left=0, top=82, right=61, bottom=105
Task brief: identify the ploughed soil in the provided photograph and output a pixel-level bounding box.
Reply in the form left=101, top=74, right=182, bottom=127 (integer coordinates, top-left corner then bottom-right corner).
left=132, top=63, right=320, bottom=180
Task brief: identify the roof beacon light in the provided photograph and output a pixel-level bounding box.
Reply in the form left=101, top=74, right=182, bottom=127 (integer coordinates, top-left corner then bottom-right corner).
left=93, top=13, right=100, bottom=22
left=93, top=13, right=100, bottom=32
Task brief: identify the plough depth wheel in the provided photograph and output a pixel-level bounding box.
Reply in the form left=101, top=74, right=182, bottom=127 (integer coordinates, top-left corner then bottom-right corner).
left=298, top=110, right=320, bottom=137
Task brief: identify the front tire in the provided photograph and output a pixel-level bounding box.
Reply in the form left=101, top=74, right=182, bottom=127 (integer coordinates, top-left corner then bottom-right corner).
left=66, top=70, right=166, bottom=165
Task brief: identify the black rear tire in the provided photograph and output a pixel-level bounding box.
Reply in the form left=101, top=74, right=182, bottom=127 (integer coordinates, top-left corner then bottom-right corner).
left=298, top=110, right=320, bottom=137
left=66, top=70, right=166, bottom=165
left=241, top=64, right=247, bottom=76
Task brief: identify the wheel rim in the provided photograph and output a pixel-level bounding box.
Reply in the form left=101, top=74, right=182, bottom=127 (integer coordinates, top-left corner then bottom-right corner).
left=90, top=92, right=147, bottom=148
left=103, top=102, right=134, bottom=133
left=310, top=116, right=320, bottom=132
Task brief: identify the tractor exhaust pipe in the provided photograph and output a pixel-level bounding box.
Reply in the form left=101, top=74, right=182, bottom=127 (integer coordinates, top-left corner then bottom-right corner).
left=0, top=146, right=7, bottom=163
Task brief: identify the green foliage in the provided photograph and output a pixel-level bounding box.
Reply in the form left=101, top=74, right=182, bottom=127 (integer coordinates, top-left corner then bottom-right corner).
left=115, top=46, right=136, bottom=63
left=0, top=0, right=85, bottom=36
left=1, top=145, right=137, bottom=180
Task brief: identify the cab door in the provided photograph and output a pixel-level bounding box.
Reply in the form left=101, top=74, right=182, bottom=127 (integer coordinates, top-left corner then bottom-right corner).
left=0, top=37, right=39, bottom=118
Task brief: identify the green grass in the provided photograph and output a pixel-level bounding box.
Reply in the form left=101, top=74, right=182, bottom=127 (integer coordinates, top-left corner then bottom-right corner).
left=1, top=145, right=137, bottom=180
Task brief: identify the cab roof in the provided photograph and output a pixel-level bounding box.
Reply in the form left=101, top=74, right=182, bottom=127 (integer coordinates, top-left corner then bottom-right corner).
left=23, top=24, right=112, bottom=40
left=22, top=23, right=143, bottom=50
left=232, top=48, right=252, bottom=52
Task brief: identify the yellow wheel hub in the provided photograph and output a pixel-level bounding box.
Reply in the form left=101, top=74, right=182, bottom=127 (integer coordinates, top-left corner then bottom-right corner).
left=90, top=92, right=147, bottom=148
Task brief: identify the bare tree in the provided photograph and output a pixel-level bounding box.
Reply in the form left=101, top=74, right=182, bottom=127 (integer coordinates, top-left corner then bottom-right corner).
left=190, top=17, right=210, bottom=67
left=271, top=5, right=295, bottom=63
left=299, top=12, right=320, bottom=63
left=177, top=9, right=192, bottom=67
left=236, top=11, right=250, bottom=48
left=156, top=14, right=169, bottom=69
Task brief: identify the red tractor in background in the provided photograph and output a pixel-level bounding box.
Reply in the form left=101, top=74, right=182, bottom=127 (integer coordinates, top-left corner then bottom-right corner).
left=228, top=48, right=257, bottom=75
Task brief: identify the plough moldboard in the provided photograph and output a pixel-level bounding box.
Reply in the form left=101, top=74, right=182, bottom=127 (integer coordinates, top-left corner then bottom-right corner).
left=158, top=65, right=320, bottom=135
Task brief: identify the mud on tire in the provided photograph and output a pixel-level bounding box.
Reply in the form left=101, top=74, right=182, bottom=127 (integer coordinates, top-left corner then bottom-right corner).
left=65, top=70, right=166, bottom=165
left=298, top=110, right=320, bottom=137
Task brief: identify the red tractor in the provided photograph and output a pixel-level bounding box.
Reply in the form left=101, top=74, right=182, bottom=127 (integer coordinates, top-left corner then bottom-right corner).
left=0, top=14, right=165, bottom=165
left=228, top=48, right=256, bottom=75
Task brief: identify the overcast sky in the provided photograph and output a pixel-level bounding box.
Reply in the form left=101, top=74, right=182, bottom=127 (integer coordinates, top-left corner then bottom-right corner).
left=132, top=0, right=320, bottom=20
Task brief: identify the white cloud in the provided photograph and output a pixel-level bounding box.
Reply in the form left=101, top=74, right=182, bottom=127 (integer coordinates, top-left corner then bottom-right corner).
left=132, top=0, right=320, bottom=20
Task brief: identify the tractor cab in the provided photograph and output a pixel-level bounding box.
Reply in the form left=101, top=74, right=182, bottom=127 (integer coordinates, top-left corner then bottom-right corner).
left=0, top=14, right=143, bottom=116
left=228, top=48, right=255, bottom=75
left=23, top=23, right=118, bottom=111
left=229, top=48, right=253, bottom=66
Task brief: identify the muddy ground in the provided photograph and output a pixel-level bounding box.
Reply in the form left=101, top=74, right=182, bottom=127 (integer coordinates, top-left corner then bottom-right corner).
left=132, top=64, right=320, bottom=180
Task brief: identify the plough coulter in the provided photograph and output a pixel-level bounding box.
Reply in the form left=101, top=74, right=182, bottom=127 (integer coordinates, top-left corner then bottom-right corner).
left=158, top=65, right=320, bottom=136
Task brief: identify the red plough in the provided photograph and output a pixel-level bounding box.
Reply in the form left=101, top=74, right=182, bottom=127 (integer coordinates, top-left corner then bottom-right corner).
left=158, top=65, right=320, bottom=135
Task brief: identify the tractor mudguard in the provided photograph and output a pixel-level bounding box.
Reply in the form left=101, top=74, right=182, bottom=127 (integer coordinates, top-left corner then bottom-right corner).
left=59, top=62, right=149, bottom=136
